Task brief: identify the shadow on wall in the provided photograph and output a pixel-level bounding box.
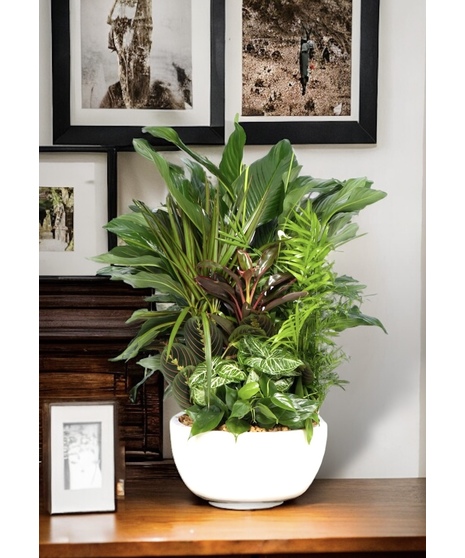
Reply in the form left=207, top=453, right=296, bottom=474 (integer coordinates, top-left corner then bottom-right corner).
left=317, top=326, right=414, bottom=478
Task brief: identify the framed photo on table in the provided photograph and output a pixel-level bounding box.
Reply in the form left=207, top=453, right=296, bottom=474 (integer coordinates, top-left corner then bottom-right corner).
left=51, top=0, right=225, bottom=147
left=226, top=0, right=380, bottom=144
left=42, top=401, right=118, bottom=515
left=39, top=146, right=117, bottom=276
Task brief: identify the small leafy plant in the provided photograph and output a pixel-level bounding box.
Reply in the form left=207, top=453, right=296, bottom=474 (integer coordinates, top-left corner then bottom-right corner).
left=93, top=118, right=387, bottom=442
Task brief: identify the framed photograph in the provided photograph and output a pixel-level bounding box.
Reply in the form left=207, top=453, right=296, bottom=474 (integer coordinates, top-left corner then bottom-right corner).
left=51, top=0, right=225, bottom=147
left=42, top=401, right=118, bottom=514
left=39, top=146, right=117, bottom=276
left=225, top=0, right=380, bottom=144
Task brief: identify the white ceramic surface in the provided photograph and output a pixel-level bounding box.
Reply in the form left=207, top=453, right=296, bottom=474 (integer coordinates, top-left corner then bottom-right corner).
left=170, top=411, right=328, bottom=509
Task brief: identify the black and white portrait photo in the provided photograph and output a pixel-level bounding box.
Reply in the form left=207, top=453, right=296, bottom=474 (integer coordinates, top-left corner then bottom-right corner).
left=80, top=0, right=193, bottom=111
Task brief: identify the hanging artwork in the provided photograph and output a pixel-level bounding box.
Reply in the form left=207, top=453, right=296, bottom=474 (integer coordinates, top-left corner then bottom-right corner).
left=39, top=147, right=116, bottom=275
left=226, top=0, right=380, bottom=144
left=51, top=0, right=225, bottom=146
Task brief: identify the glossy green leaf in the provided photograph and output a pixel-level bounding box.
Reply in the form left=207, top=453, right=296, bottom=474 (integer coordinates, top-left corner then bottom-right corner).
left=304, top=417, right=314, bottom=444
left=128, top=354, right=162, bottom=403
left=254, top=407, right=278, bottom=429
left=239, top=139, right=294, bottom=227
left=172, top=370, right=192, bottom=410
left=230, top=399, right=252, bottom=419
left=270, top=392, right=296, bottom=412
left=139, top=129, right=222, bottom=180
left=125, top=309, right=179, bottom=325
left=258, top=376, right=277, bottom=398
left=136, top=354, right=162, bottom=371
left=313, top=177, right=387, bottom=227
left=244, top=354, right=302, bottom=376
left=216, top=361, right=247, bottom=382
left=238, top=381, right=260, bottom=400
left=224, top=417, right=251, bottom=438
left=332, top=306, right=387, bottom=334
left=110, top=317, right=173, bottom=362
left=218, top=118, right=246, bottom=187
left=224, top=384, right=239, bottom=410
left=256, top=402, right=278, bottom=422
left=189, top=407, right=224, bottom=437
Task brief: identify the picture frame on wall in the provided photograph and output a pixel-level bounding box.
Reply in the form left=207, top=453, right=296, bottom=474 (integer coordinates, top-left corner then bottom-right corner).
left=39, top=146, right=117, bottom=276
left=226, top=0, right=380, bottom=144
left=42, top=401, right=118, bottom=515
left=51, top=0, right=225, bottom=147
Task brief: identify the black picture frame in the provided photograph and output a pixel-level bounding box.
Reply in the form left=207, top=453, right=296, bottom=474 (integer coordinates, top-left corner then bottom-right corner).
left=51, top=0, right=225, bottom=148
left=238, top=0, right=380, bottom=145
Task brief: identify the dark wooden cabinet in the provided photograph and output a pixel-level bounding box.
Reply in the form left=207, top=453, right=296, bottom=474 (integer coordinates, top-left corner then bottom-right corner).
left=39, top=276, right=164, bottom=465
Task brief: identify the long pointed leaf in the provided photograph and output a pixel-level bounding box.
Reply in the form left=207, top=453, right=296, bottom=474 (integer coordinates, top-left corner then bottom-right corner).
left=218, top=119, right=246, bottom=186
left=138, top=129, right=222, bottom=179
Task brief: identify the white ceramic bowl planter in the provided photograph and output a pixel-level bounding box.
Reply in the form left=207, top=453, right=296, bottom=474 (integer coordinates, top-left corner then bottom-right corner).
left=170, top=411, right=328, bottom=510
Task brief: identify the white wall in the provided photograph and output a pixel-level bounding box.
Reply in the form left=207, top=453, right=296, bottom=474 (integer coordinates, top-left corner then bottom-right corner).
left=39, top=0, right=426, bottom=478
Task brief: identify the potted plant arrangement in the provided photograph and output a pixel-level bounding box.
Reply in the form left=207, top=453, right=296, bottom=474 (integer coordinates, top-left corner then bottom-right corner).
left=93, top=119, right=387, bottom=509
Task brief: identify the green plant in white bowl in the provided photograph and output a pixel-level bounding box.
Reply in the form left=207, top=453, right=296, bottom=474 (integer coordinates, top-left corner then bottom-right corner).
left=93, top=118, right=387, bottom=444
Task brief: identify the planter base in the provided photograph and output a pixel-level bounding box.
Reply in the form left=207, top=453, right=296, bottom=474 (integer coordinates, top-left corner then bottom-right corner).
left=209, top=500, right=283, bottom=510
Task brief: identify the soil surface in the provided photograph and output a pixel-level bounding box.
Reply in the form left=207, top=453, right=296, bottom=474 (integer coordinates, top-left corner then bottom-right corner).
left=242, top=0, right=352, bottom=117
left=178, top=414, right=290, bottom=433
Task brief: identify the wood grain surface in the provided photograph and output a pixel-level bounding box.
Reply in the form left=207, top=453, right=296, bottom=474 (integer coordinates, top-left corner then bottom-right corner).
left=39, top=475, right=425, bottom=557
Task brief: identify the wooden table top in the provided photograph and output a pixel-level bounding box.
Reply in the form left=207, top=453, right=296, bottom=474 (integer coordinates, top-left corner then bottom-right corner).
left=39, top=474, right=426, bottom=557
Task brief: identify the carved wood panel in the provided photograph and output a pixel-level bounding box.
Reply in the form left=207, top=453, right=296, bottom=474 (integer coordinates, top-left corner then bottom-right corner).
left=39, top=276, right=164, bottom=465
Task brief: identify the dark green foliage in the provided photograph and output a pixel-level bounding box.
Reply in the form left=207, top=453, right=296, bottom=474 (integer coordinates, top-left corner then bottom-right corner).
left=92, top=118, right=387, bottom=441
